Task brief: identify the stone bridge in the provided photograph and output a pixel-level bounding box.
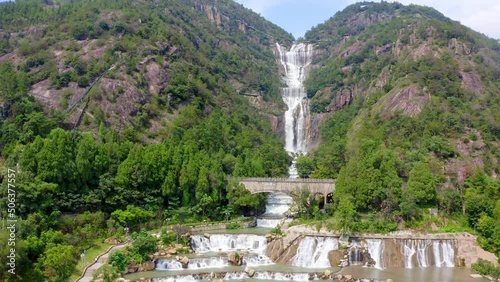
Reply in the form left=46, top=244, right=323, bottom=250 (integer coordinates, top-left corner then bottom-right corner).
left=230, top=178, right=335, bottom=201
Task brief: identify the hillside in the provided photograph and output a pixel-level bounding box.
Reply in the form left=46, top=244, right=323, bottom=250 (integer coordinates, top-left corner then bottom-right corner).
left=0, top=0, right=293, bottom=139
left=297, top=1, right=500, bottom=258
left=0, top=0, right=294, bottom=280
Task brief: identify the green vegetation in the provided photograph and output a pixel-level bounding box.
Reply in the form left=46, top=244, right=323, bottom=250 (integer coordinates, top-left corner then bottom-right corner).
left=0, top=0, right=293, bottom=280
left=225, top=222, right=241, bottom=230
left=295, top=1, right=500, bottom=259
left=472, top=258, right=500, bottom=279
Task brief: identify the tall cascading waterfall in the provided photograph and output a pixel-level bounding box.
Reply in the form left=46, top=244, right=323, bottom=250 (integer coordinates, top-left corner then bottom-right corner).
left=256, top=43, right=313, bottom=228
left=277, top=42, right=313, bottom=173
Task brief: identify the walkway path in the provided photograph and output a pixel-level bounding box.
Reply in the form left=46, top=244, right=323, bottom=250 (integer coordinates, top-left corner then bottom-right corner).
left=76, top=243, right=128, bottom=282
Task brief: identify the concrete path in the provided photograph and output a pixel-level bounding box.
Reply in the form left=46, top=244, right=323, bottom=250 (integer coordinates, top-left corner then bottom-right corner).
left=76, top=244, right=127, bottom=282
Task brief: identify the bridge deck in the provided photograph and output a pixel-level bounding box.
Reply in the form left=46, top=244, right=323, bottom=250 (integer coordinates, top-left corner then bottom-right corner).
left=231, top=177, right=335, bottom=200
left=228, top=177, right=335, bottom=183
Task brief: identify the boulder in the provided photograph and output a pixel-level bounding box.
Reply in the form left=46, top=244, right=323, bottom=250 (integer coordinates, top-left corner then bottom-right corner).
left=180, top=256, right=189, bottom=268
left=142, top=261, right=155, bottom=271
left=328, top=250, right=346, bottom=267
left=204, top=233, right=210, bottom=239
left=244, top=266, right=255, bottom=277
left=228, top=252, right=243, bottom=266
left=126, top=266, right=138, bottom=273
left=335, top=274, right=343, bottom=281
left=321, top=270, right=331, bottom=279
left=344, top=274, right=353, bottom=281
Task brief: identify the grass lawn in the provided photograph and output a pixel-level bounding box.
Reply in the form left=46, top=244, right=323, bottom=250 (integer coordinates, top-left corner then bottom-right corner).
left=69, top=241, right=113, bottom=282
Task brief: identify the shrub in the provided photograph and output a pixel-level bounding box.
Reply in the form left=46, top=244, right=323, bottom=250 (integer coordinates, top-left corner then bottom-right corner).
left=472, top=258, right=500, bottom=279
left=225, top=222, right=241, bottom=230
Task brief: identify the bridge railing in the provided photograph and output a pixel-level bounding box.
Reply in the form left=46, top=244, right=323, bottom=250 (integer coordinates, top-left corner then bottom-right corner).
left=227, top=177, right=335, bottom=183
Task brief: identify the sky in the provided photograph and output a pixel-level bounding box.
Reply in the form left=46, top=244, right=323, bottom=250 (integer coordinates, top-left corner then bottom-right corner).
left=234, top=0, right=500, bottom=40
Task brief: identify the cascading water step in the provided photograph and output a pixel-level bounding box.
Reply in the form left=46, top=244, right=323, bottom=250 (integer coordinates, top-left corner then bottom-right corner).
left=256, top=192, right=293, bottom=228
left=191, top=234, right=269, bottom=254
left=156, top=254, right=274, bottom=271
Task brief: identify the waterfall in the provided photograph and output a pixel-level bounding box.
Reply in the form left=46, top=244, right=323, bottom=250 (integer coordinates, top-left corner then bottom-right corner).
left=416, top=240, right=431, bottom=267
left=257, top=192, right=293, bottom=228
left=257, top=43, right=313, bottom=228
left=401, top=239, right=455, bottom=268
left=191, top=234, right=268, bottom=255
left=291, top=236, right=338, bottom=268
left=276, top=42, right=313, bottom=175
left=402, top=240, right=417, bottom=268
left=366, top=239, right=384, bottom=269
left=244, top=254, right=274, bottom=266
left=253, top=272, right=311, bottom=281
left=152, top=276, right=198, bottom=282
left=348, top=239, right=363, bottom=266
left=225, top=271, right=312, bottom=281
left=156, top=257, right=228, bottom=270
left=256, top=218, right=283, bottom=228
left=433, top=240, right=455, bottom=267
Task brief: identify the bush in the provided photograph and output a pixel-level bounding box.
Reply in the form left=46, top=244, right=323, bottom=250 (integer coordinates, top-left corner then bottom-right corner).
left=109, top=250, right=129, bottom=273
left=472, top=258, right=500, bottom=278
left=131, top=232, right=158, bottom=262
left=160, top=228, right=176, bottom=245
left=225, top=222, right=241, bottom=230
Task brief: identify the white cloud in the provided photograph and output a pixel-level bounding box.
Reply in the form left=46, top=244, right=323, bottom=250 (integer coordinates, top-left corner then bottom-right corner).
left=346, top=0, right=500, bottom=39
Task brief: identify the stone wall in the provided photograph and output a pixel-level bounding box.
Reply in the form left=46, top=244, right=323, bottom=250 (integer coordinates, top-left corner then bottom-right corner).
left=186, top=219, right=256, bottom=232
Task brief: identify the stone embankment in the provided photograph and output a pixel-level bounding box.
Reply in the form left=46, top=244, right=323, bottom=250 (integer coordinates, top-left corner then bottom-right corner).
left=181, top=219, right=256, bottom=233
left=267, top=224, right=498, bottom=268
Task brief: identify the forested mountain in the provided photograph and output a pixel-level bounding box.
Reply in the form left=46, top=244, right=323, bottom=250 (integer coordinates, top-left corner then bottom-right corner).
left=1, top=0, right=500, bottom=280
left=297, top=1, right=500, bottom=259
left=0, top=0, right=293, bottom=280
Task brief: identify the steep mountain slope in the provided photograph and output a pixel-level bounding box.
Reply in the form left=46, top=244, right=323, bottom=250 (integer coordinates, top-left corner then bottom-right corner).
left=0, top=0, right=293, bottom=139
left=298, top=1, right=500, bottom=257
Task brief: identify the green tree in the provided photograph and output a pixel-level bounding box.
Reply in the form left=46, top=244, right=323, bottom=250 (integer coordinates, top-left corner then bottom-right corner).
left=296, top=155, right=315, bottom=178
left=109, top=250, right=129, bottom=273
left=335, top=195, right=358, bottom=235
left=131, top=233, right=157, bottom=262
left=405, top=162, right=436, bottom=205
left=38, top=244, right=77, bottom=282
